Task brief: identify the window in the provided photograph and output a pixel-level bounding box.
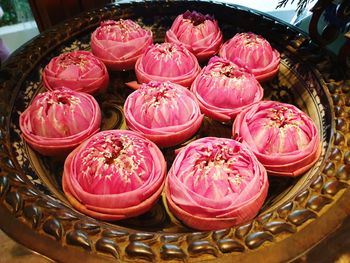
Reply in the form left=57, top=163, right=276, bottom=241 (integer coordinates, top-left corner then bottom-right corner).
left=0, top=0, right=39, bottom=58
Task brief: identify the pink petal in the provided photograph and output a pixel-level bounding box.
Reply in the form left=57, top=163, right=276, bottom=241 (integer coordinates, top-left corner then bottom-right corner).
left=42, top=51, right=109, bottom=95
left=191, top=57, right=263, bottom=122
left=165, top=11, right=223, bottom=61
left=124, top=81, right=204, bottom=147
left=62, top=130, right=166, bottom=220
left=135, top=43, right=201, bottom=88
left=91, top=19, right=153, bottom=71
left=165, top=137, right=268, bottom=230
left=219, top=32, right=280, bottom=82
left=232, top=100, right=321, bottom=176
left=19, top=88, right=101, bottom=156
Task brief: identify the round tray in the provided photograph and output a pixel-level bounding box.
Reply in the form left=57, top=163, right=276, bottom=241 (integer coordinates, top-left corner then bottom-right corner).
left=0, top=1, right=349, bottom=262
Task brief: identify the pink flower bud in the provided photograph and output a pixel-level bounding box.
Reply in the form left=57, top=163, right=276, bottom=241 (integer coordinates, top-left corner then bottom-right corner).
left=91, top=20, right=153, bottom=70
left=124, top=81, right=203, bottom=147
left=232, top=100, right=321, bottom=176
left=191, top=57, right=264, bottom=122
left=43, top=51, right=109, bottom=95
left=135, top=43, right=201, bottom=88
left=165, top=137, right=268, bottom=230
left=19, top=88, right=101, bottom=156
left=62, top=130, right=166, bottom=221
left=165, top=10, right=223, bottom=61
left=219, top=32, right=280, bottom=82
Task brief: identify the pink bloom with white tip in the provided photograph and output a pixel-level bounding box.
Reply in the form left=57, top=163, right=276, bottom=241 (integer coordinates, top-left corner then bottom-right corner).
left=124, top=81, right=203, bottom=147
left=191, top=56, right=264, bottom=122
left=219, top=32, right=280, bottom=82
left=42, top=51, right=109, bottom=95
left=19, top=88, right=101, bottom=156
left=165, top=10, right=223, bottom=61
left=135, top=42, right=201, bottom=88
left=62, top=130, right=166, bottom=221
left=165, top=137, right=268, bottom=230
left=91, top=20, right=153, bottom=70
left=232, top=100, right=321, bottom=177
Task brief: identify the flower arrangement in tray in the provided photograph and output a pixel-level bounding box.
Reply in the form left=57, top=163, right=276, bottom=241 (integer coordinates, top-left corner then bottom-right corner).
left=18, top=9, right=321, bottom=231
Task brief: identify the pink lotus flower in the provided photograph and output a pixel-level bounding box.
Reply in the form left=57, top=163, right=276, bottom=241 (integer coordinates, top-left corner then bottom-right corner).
left=43, top=51, right=109, bottom=95
left=91, top=20, right=153, bottom=70
left=62, top=130, right=166, bottom=221
left=134, top=42, right=201, bottom=88
left=219, top=32, right=280, bottom=82
left=191, top=56, right=264, bottom=122
left=19, top=88, right=101, bottom=156
left=124, top=81, right=203, bottom=147
left=165, top=10, right=223, bottom=62
left=165, top=137, right=268, bottom=230
left=232, top=100, right=321, bottom=176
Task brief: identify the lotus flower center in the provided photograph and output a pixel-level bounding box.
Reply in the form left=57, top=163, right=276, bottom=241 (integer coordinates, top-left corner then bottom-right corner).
left=103, top=141, right=122, bottom=164
left=269, top=107, right=304, bottom=129
left=58, top=54, right=91, bottom=72
left=56, top=96, right=70, bottom=105
left=152, top=89, right=169, bottom=104
left=99, top=20, right=142, bottom=41
left=208, top=64, right=246, bottom=80
left=220, top=65, right=245, bottom=78
left=44, top=92, right=80, bottom=109
left=183, top=10, right=213, bottom=26
left=156, top=44, right=177, bottom=58
left=142, top=84, right=176, bottom=107
left=193, top=143, right=247, bottom=186
left=81, top=134, right=146, bottom=184
left=242, top=34, right=265, bottom=47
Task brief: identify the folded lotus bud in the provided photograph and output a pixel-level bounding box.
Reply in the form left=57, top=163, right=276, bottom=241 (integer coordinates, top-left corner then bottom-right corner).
left=43, top=50, right=109, bottom=95
left=232, top=100, right=321, bottom=176
left=91, top=19, right=153, bottom=70
left=191, top=56, right=264, bottom=122
left=19, top=88, right=101, bottom=156
left=124, top=81, right=203, bottom=147
left=165, top=137, right=268, bottom=230
left=165, top=10, right=223, bottom=61
left=62, top=130, right=166, bottom=220
left=135, top=42, right=201, bottom=88
left=219, top=32, right=280, bottom=82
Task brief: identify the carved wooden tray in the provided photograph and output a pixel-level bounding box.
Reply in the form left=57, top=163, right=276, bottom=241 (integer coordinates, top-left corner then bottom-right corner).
left=0, top=1, right=349, bottom=262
